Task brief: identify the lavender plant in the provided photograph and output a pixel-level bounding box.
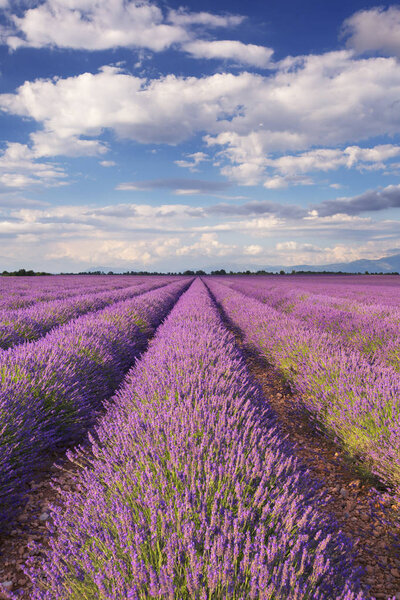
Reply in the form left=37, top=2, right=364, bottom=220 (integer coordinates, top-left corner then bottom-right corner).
left=218, top=277, right=400, bottom=370
left=0, top=279, right=190, bottom=533
left=206, top=279, right=400, bottom=492
left=28, top=279, right=365, bottom=600
left=0, top=277, right=176, bottom=350
left=0, top=275, right=141, bottom=310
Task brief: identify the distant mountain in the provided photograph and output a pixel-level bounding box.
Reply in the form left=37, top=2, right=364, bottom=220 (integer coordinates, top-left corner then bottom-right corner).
left=287, top=253, right=400, bottom=273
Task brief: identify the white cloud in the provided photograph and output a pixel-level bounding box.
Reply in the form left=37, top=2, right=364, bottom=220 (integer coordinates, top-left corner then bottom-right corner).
left=342, top=7, right=400, bottom=57
left=174, top=189, right=202, bottom=195
left=263, top=175, right=288, bottom=189
left=0, top=202, right=241, bottom=268
left=0, top=129, right=106, bottom=189
left=1, top=0, right=248, bottom=61
left=344, top=144, right=400, bottom=166
left=0, top=67, right=253, bottom=146
left=206, top=50, right=400, bottom=167
left=31, top=131, right=107, bottom=157
left=176, top=232, right=236, bottom=257
left=220, top=160, right=266, bottom=186
left=230, top=216, right=282, bottom=234
left=99, top=160, right=116, bottom=167
left=168, top=9, right=244, bottom=28
left=263, top=175, right=313, bottom=189
left=210, top=141, right=400, bottom=187
left=244, top=244, right=263, bottom=255
left=115, top=183, right=141, bottom=191
left=2, top=51, right=400, bottom=186
left=276, top=241, right=317, bottom=252
left=0, top=142, right=67, bottom=188
left=304, top=212, right=371, bottom=224
left=0, top=199, right=398, bottom=271
left=262, top=144, right=400, bottom=181
left=5, top=0, right=188, bottom=51
left=182, top=40, right=273, bottom=68
left=273, top=239, right=395, bottom=267
left=175, top=151, right=208, bottom=171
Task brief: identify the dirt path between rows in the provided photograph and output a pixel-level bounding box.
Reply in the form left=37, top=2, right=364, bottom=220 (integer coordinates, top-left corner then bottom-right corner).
left=0, top=453, right=81, bottom=598
left=211, top=295, right=400, bottom=600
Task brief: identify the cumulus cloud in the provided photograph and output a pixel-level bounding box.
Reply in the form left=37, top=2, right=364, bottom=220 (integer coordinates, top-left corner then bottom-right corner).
left=0, top=0, right=249, bottom=64
left=0, top=67, right=254, bottom=146
left=182, top=40, right=274, bottom=68
left=2, top=51, right=400, bottom=186
left=4, top=0, right=188, bottom=51
left=342, top=6, right=400, bottom=57
left=206, top=51, right=400, bottom=182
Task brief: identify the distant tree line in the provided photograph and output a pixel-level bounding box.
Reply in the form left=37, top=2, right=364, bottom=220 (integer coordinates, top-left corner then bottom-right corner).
left=2, top=268, right=399, bottom=276
left=1, top=268, right=52, bottom=276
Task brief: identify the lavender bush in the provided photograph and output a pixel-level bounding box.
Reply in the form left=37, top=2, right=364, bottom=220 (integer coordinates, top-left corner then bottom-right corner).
left=219, top=274, right=400, bottom=307
left=28, top=279, right=365, bottom=600
left=218, top=276, right=400, bottom=370
left=0, top=279, right=190, bottom=532
left=0, top=275, right=140, bottom=310
left=0, top=277, right=176, bottom=350
left=205, top=278, right=400, bottom=492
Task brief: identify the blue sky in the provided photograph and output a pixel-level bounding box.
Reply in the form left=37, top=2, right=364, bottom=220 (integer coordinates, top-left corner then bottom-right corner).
left=0, top=0, right=400, bottom=272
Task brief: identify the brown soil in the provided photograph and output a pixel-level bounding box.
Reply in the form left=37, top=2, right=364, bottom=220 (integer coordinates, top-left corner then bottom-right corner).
left=0, top=455, right=80, bottom=599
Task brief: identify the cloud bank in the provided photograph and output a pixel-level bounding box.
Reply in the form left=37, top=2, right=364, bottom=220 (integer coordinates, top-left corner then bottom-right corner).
left=1, top=50, right=400, bottom=187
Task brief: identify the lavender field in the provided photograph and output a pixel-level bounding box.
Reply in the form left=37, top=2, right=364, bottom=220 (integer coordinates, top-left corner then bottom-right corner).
left=0, top=274, right=399, bottom=599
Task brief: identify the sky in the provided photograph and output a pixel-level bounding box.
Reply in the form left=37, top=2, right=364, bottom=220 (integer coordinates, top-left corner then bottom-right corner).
left=0, top=1, right=400, bottom=272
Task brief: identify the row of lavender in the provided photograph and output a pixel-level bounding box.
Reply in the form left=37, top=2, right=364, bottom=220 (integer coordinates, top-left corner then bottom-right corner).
left=227, top=275, right=400, bottom=307
left=218, top=276, right=400, bottom=370
left=0, top=278, right=191, bottom=532
left=206, top=278, right=400, bottom=492
left=27, top=279, right=365, bottom=600
left=0, top=277, right=177, bottom=350
left=0, top=275, right=145, bottom=310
